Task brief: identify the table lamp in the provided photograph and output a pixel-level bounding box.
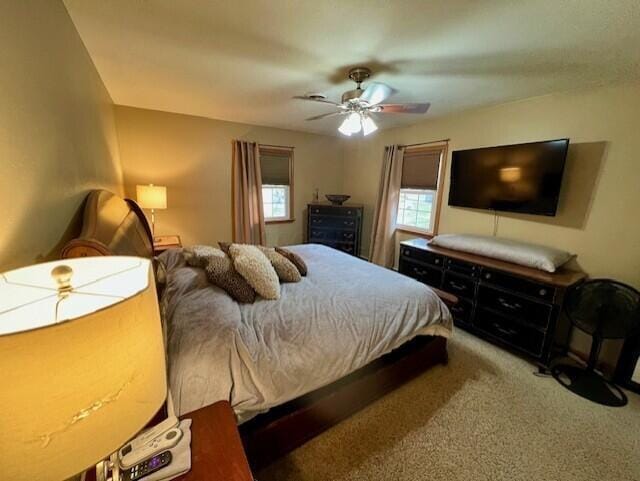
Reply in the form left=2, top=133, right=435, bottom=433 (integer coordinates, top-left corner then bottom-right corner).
left=0, top=256, right=167, bottom=481
left=136, top=184, right=167, bottom=238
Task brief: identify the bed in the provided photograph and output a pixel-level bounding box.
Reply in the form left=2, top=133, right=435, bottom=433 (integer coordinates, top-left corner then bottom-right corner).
left=62, top=189, right=455, bottom=469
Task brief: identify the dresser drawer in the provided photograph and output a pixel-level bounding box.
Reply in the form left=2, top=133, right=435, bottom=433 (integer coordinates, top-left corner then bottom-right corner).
left=399, top=259, right=443, bottom=288
left=336, top=243, right=355, bottom=255
left=400, top=246, right=444, bottom=268
left=309, top=205, right=360, bottom=217
left=478, top=285, right=552, bottom=330
left=309, top=228, right=329, bottom=242
left=443, top=272, right=476, bottom=300
left=339, top=230, right=356, bottom=242
left=480, top=269, right=556, bottom=302
left=445, top=257, right=480, bottom=278
left=449, top=298, right=473, bottom=326
left=475, top=308, right=545, bottom=357
left=309, top=215, right=358, bottom=230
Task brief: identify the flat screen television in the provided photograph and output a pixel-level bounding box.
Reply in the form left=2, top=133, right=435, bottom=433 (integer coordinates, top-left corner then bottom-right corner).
left=448, top=139, right=569, bottom=216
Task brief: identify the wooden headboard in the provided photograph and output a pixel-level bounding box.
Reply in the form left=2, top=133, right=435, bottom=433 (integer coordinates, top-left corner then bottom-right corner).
left=61, top=190, right=154, bottom=259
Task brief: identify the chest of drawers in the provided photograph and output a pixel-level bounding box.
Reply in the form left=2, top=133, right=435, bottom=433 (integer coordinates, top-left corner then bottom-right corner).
left=399, top=238, right=586, bottom=367
left=307, top=203, right=363, bottom=256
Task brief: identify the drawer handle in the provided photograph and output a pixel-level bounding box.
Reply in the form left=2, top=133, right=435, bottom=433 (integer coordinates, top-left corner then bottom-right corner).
left=539, top=288, right=548, bottom=296
left=434, top=258, right=441, bottom=265
left=313, top=209, right=319, bottom=213
left=404, top=250, right=411, bottom=256
left=312, top=231, right=322, bottom=236
left=449, top=281, right=467, bottom=291
left=485, top=273, right=492, bottom=280
left=347, top=210, right=352, bottom=215
left=492, top=323, right=517, bottom=337
left=413, top=267, right=427, bottom=276
left=497, top=297, right=522, bottom=310
left=344, top=221, right=355, bottom=226
left=451, top=306, right=465, bottom=314
left=313, top=219, right=323, bottom=224
left=343, top=233, right=354, bottom=239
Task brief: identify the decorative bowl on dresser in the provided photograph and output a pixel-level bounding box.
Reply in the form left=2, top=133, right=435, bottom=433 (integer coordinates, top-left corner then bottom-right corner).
left=398, top=238, right=587, bottom=368
left=307, top=202, right=363, bottom=256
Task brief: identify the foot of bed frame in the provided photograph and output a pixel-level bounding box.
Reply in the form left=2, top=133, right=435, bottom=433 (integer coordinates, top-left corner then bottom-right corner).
left=240, top=335, right=448, bottom=471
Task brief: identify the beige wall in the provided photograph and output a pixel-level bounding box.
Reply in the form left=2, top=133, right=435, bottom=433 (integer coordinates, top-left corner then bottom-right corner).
left=115, top=106, right=344, bottom=247
left=344, top=82, right=640, bottom=290
left=0, top=1, right=123, bottom=270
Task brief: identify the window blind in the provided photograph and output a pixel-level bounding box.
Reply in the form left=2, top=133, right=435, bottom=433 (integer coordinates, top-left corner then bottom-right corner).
left=260, top=149, right=291, bottom=186
left=401, top=147, right=443, bottom=190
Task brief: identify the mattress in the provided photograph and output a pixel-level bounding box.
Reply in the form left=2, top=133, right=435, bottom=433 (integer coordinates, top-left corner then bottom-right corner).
left=159, top=244, right=452, bottom=422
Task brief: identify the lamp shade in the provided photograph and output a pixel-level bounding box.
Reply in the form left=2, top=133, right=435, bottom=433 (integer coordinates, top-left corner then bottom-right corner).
left=0, top=257, right=166, bottom=481
left=136, top=184, right=167, bottom=209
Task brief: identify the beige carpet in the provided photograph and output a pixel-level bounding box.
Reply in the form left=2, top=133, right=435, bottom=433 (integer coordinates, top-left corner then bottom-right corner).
left=258, top=330, right=640, bottom=481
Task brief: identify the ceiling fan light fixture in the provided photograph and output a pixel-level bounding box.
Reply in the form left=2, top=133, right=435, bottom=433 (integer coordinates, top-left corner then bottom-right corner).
left=361, top=116, right=378, bottom=136
left=338, top=112, right=361, bottom=136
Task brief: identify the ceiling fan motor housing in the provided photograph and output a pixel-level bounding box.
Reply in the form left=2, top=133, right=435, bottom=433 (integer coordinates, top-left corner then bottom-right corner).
left=342, top=67, right=372, bottom=104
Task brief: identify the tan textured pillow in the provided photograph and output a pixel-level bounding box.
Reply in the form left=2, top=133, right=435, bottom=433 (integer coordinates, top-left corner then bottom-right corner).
left=259, top=247, right=302, bottom=283
left=183, top=245, right=225, bottom=268
left=275, top=247, right=308, bottom=276
left=205, top=254, right=256, bottom=303
left=229, top=244, right=280, bottom=300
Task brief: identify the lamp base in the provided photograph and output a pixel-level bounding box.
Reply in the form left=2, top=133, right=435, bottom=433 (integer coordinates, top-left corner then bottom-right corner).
left=96, top=453, right=121, bottom=481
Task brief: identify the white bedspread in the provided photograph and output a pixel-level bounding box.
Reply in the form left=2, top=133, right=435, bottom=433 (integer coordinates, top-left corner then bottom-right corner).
left=159, top=244, right=452, bottom=422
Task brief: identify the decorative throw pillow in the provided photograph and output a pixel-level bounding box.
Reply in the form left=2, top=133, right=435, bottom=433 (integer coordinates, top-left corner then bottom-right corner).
left=429, top=234, right=575, bottom=273
left=218, top=241, right=231, bottom=255
left=228, top=244, right=280, bottom=300
left=258, top=247, right=301, bottom=283
left=183, top=245, right=225, bottom=268
left=204, top=254, right=256, bottom=303
left=275, top=247, right=308, bottom=276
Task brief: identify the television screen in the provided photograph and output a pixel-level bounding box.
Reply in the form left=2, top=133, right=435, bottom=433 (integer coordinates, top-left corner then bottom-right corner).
left=448, top=139, right=569, bottom=216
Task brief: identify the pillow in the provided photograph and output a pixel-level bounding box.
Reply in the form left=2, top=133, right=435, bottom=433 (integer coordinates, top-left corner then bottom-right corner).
left=429, top=234, right=575, bottom=273
left=275, top=247, right=308, bottom=276
left=259, top=247, right=302, bottom=283
left=183, top=245, right=225, bottom=268
left=218, top=241, right=231, bottom=254
left=229, top=244, right=280, bottom=299
left=204, top=254, right=256, bottom=303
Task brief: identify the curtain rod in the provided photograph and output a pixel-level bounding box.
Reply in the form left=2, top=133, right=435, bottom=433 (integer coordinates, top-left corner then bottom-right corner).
left=400, top=138, right=450, bottom=148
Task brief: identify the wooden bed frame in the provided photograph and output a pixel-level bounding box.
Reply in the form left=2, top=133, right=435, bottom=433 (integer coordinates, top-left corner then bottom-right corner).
left=62, top=189, right=454, bottom=470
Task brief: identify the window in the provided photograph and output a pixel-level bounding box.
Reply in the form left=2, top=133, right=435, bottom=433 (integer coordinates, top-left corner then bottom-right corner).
left=397, top=189, right=436, bottom=233
left=262, top=184, right=290, bottom=220
left=396, top=145, right=446, bottom=235
left=260, top=146, right=294, bottom=222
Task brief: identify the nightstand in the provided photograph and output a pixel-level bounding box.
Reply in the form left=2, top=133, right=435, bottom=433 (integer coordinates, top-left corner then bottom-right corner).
left=153, top=235, right=182, bottom=254
left=174, top=400, right=254, bottom=481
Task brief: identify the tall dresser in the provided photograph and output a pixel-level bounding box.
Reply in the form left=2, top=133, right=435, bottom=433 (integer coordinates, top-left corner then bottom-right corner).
left=307, top=203, right=363, bottom=256
left=399, top=238, right=586, bottom=368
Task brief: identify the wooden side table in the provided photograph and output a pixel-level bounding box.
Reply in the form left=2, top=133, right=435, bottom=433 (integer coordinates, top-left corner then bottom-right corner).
left=174, top=400, right=254, bottom=481
left=84, top=401, right=253, bottom=481
left=153, top=235, right=182, bottom=254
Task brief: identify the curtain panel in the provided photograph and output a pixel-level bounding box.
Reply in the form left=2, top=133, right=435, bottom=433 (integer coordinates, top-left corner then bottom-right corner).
left=232, top=140, right=266, bottom=245
left=369, top=145, right=405, bottom=267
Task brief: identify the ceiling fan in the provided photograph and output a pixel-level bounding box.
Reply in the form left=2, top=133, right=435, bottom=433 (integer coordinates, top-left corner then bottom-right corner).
left=294, top=67, right=431, bottom=136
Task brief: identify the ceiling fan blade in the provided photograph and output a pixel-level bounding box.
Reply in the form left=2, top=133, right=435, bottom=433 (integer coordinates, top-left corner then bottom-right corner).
left=359, top=82, right=397, bottom=105
left=377, top=103, right=431, bottom=114
left=293, top=95, right=342, bottom=106
left=305, top=111, right=344, bottom=121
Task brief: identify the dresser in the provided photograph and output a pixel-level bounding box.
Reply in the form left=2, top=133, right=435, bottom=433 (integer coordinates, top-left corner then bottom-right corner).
left=399, top=238, right=586, bottom=368
left=307, top=203, right=363, bottom=256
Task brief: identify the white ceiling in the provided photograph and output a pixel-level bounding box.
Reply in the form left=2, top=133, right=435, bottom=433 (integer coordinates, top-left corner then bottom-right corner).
left=64, top=0, right=640, bottom=136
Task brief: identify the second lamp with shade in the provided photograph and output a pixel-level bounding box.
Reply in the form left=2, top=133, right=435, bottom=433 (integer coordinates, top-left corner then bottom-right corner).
left=136, top=184, right=167, bottom=238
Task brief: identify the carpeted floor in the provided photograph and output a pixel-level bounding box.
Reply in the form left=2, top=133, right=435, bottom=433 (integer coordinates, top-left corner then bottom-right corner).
left=258, top=330, right=640, bottom=481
